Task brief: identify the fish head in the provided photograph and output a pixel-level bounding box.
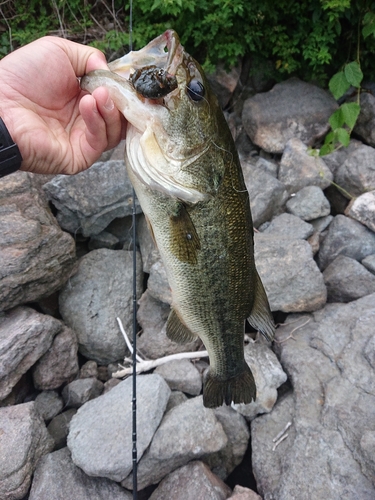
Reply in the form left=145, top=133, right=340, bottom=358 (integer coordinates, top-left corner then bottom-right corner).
left=81, top=30, right=225, bottom=203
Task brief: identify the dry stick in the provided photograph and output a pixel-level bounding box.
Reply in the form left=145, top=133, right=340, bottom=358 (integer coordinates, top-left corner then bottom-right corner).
left=116, top=317, right=143, bottom=363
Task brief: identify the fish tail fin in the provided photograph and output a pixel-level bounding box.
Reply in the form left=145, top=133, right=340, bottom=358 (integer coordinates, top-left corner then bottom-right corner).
left=203, top=363, right=256, bottom=408
left=248, top=270, right=275, bottom=342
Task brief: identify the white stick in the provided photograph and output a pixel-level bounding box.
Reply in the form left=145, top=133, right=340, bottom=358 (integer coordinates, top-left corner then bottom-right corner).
left=116, top=317, right=143, bottom=363
left=272, top=433, right=289, bottom=451
left=272, top=421, right=292, bottom=442
left=113, top=350, right=209, bottom=378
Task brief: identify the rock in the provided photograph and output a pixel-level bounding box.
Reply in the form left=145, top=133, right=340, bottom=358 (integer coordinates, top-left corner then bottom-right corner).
left=322, top=139, right=362, bottom=176
left=346, top=190, right=375, bottom=232
left=317, top=214, right=375, bottom=270
left=252, top=294, right=375, bottom=499
left=105, top=215, right=137, bottom=249
left=67, top=375, right=170, bottom=482
left=97, top=365, right=110, bottom=382
left=165, top=391, right=188, bottom=412
left=362, top=254, right=375, bottom=274
left=137, top=291, right=201, bottom=359
left=353, top=92, right=375, bottom=147
left=137, top=215, right=160, bottom=273
left=43, top=160, right=142, bottom=237
left=0, top=402, right=54, bottom=500
left=34, top=391, right=64, bottom=421
left=80, top=360, right=99, bottom=379
left=207, top=63, right=241, bottom=108
left=233, top=341, right=287, bottom=420
left=47, top=409, right=77, bottom=451
left=310, top=215, right=333, bottom=233
left=88, top=230, right=120, bottom=250
left=148, top=461, right=232, bottom=500
left=242, top=159, right=288, bottom=227
left=0, top=307, right=62, bottom=401
left=155, top=359, right=202, bottom=396
left=0, top=172, right=75, bottom=312
left=262, top=213, right=314, bottom=240
left=122, top=396, right=228, bottom=490
left=335, top=143, right=375, bottom=198
left=229, top=485, right=262, bottom=500
left=286, top=186, right=331, bottom=221
left=103, top=378, right=121, bottom=393
left=31, top=324, right=79, bottom=391
left=242, top=78, right=337, bottom=154
left=147, top=259, right=172, bottom=304
left=254, top=234, right=327, bottom=312
left=62, top=378, right=104, bottom=408
left=279, top=138, right=333, bottom=194
left=29, top=447, right=132, bottom=500
left=59, top=249, right=143, bottom=364
left=323, top=255, right=375, bottom=302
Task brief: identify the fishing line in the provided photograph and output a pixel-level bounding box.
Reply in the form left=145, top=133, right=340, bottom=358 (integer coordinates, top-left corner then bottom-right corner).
left=129, top=0, right=138, bottom=497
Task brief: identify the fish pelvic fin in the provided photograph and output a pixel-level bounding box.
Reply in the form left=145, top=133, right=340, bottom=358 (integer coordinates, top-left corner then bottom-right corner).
left=166, top=308, right=198, bottom=344
left=203, top=363, right=256, bottom=408
left=248, top=270, right=275, bottom=342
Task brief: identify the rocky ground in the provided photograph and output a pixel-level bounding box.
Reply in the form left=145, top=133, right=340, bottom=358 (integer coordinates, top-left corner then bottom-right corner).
left=1, top=69, right=375, bottom=500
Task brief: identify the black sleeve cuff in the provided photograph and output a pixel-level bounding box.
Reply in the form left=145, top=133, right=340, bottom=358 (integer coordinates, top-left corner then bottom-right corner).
left=0, top=117, right=23, bottom=178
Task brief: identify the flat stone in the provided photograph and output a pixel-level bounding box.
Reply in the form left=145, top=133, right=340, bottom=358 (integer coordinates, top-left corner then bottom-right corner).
left=29, top=447, right=132, bottom=500
left=34, top=391, right=64, bottom=421
left=335, top=143, right=375, bottom=198
left=0, top=307, right=62, bottom=401
left=323, top=255, right=375, bottom=302
left=286, top=186, right=331, bottom=221
left=346, top=190, right=375, bottom=232
left=262, top=213, right=314, bottom=240
left=279, top=138, right=333, bottom=194
left=43, top=160, right=142, bottom=237
left=154, top=359, right=202, bottom=396
left=0, top=402, right=54, bottom=500
left=242, top=78, right=337, bottom=154
left=62, top=378, right=104, bottom=408
left=59, top=249, right=143, bottom=364
left=67, top=375, right=170, bottom=482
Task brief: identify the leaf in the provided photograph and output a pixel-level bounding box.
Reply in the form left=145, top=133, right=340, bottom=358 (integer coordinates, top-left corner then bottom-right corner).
left=329, top=71, right=350, bottom=100
left=329, top=107, right=344, bottom=130
left=344, top=61, right=363, bottom=88
left=362, top=12, right=375, bottom=38
left=335, top=127, right=350, bottom=147
left=340, top=102, right=360, bottom=129
left=320, top=143, right=335, bottom=156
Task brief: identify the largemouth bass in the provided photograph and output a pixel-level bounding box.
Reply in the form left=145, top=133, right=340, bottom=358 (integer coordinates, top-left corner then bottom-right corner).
left=81, top=30, right=275, bottom=408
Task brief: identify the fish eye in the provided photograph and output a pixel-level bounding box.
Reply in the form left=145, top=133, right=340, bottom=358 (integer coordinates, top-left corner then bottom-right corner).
left=186, top=79, right=205, bottom=101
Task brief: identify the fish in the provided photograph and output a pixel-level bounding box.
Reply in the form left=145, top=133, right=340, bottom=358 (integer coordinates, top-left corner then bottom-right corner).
left=81, top=30, right=275, bottom=408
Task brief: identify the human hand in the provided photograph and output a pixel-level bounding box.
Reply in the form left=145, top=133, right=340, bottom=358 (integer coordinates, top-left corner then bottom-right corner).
left=0, top=36, right=126, bottom=175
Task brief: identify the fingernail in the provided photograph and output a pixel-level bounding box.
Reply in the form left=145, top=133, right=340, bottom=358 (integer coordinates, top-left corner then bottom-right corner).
left=104, top=97, right=114, bottom=111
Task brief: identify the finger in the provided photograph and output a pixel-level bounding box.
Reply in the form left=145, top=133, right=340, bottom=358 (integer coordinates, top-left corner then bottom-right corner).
left=92, top=87, right=127, bottom=150
left=79, top=93, right=108, bottom=156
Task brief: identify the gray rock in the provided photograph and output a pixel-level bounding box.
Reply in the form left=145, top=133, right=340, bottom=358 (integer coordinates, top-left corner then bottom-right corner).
left=0, top=402, right=54, bottom=500
left=165, top=391, right=188, bottom=412
left=229, top=485, right=262, bottom=500
left=362, top=254, right=375, bottom=274
left=254, top=234, right=327, bottom=312
left=44, top=160, right=142, bottom=237
left=207, top=63, right=241, bottom=108
left=59, top=249, right=143, bottom=364
left=346, top=190, right=375, bottom=232
left=149, top=461, right=232, bottom=500
left=322, top=139, right=362, bottom=176
left=242, top=160, right=288, bottom=227
left=233, top=341, right=287, bottom=420
left=80, top=360, right=99, bottom=379
left=154, top=359, right=202, bottom=396
left=0, top=307, right=62, bottom=401
left=62, top=378, right=104, bottom=408
left=29, top=447, right=132, bottom=500
left=310, top=215, right=333, bottom=233
left=335, top=143, right=375, bottom=198
left=323, top=255, right=375, bottom=302
left=34, top=391, right=64, bottom=421
left=353, top=92, right=375, bottom=147
left=147, top=259, right=172, bottom=304
left=88, top=230, right=120, bottom=250
left=47, top=409, right=77, bottom=451
left=317, top=214, right=375, bottom=270
left=279, top=138, right=333, bottom=194
left=286, top=186, right=331, bottom=221
left=68, top=375, right=170, bottom=482
left=122, top=396, right=228, bottom=490
left=0, top=172, right=75, bottom=312
left=32, top=324, right=79, bottom=391
left=242, top=78, right=337, bottom=154
left=105, top=215, right=137, bottom=250
left=137, top=291, right=201, bottom=359
left=252, top=294, right=375, bottom=499
left=262, top=213, right=314, bottom=240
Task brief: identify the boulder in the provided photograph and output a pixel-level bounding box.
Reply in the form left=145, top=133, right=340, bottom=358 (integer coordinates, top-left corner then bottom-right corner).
left=34, top=391, right=64, bottom=422
left=242, top=78, right=337, bottom=153
left=362, top=254, right=375, bottom=274
left=62, top=378, right=104, bottom=408
left=154, top=359, right=202, bottom=396
left=47, top=409, right=77, bottom=451
left=286, top=186, right=331, bottom=221
left=353, top=92, right=375, bottom=147
left=346, top=190, right=375, bottom=233
left=335, top=143, right=375, bottom=198
left=261, top=213, right=314, bottom=240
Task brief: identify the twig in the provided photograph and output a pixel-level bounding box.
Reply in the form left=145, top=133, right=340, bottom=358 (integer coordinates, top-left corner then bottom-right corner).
left=274, top=318, right=311, bottom=343
left=273, top=421, right=292, bottom=442
left=116, top=317, right=143, bottom=363
left=272, top=433, right=289, bottom=451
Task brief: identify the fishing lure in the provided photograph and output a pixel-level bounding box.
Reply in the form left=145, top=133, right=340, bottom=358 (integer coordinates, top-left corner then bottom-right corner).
left=130, top=65, right=178, bottom=99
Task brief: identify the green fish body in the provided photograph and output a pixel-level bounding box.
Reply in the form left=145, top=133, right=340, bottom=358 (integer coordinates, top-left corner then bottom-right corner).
left=81, top=30, right=275, bottom=408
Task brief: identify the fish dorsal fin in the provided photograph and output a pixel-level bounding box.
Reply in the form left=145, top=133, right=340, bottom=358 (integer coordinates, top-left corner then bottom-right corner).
left=169, top=203, right=200, bottom=264
left=166, top=308, right=198, bottom=344
left=247, top=271, right=275, bottom=342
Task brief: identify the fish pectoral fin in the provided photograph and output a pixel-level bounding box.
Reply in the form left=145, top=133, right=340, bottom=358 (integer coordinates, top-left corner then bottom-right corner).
left=247, top=271, right=275, bottom=342
left=166, top=308, right=198, bottom=344
left=169, top=203, right=200, bottom=264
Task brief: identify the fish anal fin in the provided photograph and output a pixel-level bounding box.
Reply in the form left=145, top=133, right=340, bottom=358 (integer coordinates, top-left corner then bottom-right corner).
left=248, top=271, right=275, bottom=342
left=203, top=363, right=256, bottom=408
left=169, top=204, right=200, bottom=264
left=166, top=308, right=198, bottom=344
